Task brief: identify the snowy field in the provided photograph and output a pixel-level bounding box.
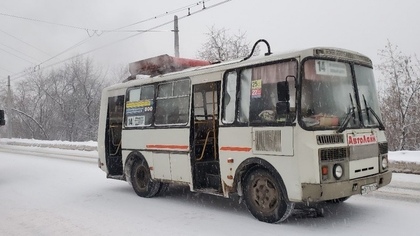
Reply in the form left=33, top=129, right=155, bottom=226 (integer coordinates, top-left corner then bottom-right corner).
left=0, top=147, right=419, bottom=235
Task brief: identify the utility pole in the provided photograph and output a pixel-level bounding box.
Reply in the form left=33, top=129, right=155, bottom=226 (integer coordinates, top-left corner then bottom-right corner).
left=7, top=75, right=12, bottom=138
left=174, top=15, right=180, bottom=58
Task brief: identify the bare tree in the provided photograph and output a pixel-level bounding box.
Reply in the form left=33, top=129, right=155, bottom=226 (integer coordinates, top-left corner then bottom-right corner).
left=4, top=56, right=106, bottom=141
left=377, top=40, right=420, bottom=150
left=197, top=26, right=258, bottom=62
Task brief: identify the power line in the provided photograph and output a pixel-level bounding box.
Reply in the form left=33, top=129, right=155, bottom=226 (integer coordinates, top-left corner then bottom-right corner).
left=1, top=0, right=218, bottom=77
left=110, top=0, right=212, bottom=32
left=4, top=0, right=212, bottom=76
left=39, top=36, right=92, bottom=66
left=0, top=12, right=96, bottom=32
left=0, top=41, right=40, bottom=63
left=0, top=0, right=213, bottom=36
left=8, top=0, right=232, bottom=81
left=0, top=47, right=35, bottom=64
left=0, top=28, right=55, bottom=57
left=2, top=0, right=216, bottom=77
left=0, top=66, right=13, bottom=74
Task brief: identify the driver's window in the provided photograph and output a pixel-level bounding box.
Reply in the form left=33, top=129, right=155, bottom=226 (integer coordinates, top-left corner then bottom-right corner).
left=248, top=61, right=297, bottom=124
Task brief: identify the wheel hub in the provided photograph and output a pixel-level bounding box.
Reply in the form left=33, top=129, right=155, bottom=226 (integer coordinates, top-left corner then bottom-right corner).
left=251, top=177, right=279, bottom=212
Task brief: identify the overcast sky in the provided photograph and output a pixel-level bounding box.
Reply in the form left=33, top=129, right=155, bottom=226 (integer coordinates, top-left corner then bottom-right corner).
left=0, top=0, right=419, bottom=83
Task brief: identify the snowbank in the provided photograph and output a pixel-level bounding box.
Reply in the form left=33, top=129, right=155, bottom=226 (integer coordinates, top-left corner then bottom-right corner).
left=389, top=151, right=420, bottom=164
left=0, top=138, right=97, bottom=151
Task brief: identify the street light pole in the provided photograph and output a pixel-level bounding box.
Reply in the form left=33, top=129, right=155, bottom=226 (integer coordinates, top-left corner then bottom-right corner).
left=174, top=15, right=180, bottom=58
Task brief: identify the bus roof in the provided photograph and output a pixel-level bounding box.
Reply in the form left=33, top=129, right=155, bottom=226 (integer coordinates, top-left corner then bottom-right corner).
left=105, top=46, right=372, bottom=92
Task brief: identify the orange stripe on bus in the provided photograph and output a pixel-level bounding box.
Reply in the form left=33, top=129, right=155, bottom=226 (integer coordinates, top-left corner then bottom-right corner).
left=146, top=144, right=189, bottom=150
left=220, top=146, right=252, bottom=152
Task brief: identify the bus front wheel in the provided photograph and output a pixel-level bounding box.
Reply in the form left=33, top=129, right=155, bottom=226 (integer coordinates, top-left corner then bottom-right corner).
left=130, top=159, right=161, bottom=198
left=243, top=169, right=294, bottom=223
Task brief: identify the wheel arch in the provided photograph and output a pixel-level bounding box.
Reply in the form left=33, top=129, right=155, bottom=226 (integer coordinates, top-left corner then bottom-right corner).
left=233, top=157, right=290, bottom=201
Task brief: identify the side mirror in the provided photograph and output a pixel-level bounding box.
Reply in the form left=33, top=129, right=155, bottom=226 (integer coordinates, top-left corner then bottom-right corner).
left=0, top=110, right=5, bottom=126
left=276, top=101, right=290, bottom=115
left=276, top=76, right=293, bottom=116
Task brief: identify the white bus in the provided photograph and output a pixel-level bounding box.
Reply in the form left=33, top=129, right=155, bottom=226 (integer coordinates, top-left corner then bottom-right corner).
left=98, top=40, right=391, bottom=223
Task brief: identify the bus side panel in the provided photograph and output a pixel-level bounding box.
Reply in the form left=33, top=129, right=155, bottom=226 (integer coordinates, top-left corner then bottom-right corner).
left=153, top=152, right=171, bottom=179
left=122, top=128, right=192, bottom=184
left=170, top=153, right=192, bottom=183
left=218, top=126, right=302, bottom=201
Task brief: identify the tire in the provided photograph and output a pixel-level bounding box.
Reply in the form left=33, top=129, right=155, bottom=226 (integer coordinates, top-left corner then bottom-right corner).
left=156, top=183, right=169, bottom=196
left=326, top=196, right=350, bottom=204
left=130, top=158, right=161, bottom=198
left=243, top=169, right=294, bottom=223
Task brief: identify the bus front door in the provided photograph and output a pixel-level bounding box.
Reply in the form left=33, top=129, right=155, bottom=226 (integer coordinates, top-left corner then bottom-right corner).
left=191, top=82, right=221, bottom=193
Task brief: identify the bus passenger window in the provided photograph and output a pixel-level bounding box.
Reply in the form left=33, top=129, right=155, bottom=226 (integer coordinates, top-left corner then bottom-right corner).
left=125, top=85, right=154, bottom=127
left=155, top=79, right=190, bottom=125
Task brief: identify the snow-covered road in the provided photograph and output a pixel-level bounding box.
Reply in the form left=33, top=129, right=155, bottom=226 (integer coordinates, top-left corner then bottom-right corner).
left=0, top=149, right=419, bottom=235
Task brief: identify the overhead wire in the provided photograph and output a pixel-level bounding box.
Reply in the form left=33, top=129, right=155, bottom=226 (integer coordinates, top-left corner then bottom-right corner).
left=32, top=0, right=210, bottom=68
left=6, top=0, right=232, bottom=81
left=0, top=66, right=13, bottom=74
left=0, top=29, right=54, bottom=57
left=0, top=47, right=35, bottom=64
left=0, top=41, right=40, bottom=63
left=5, top=0, right=210, bottom=79
left=0, top=12, right=97, bottom=32
left=109, top=0, right=213, bottom=32
left=0, top=0, right=213, bottom=35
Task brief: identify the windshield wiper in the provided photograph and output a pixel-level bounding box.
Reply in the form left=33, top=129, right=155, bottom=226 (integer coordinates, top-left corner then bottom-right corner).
left=362, top=95, right=385, bottom=130
left=337, top=93, right=356, bottom=133
left=362, top=95, right=371, bottom=123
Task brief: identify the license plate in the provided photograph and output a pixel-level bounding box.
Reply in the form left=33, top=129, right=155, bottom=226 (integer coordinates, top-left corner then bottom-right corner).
left=361, top=183, right=378, bottom=195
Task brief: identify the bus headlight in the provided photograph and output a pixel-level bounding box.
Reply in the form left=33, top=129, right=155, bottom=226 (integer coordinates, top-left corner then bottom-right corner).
left=382, top=155, right=388, bottom=169
left=333, top=164, right=343, bottom=180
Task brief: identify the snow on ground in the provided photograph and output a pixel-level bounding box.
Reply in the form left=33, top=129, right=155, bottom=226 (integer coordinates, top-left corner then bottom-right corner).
left=0, top=149, right=419, bottom=236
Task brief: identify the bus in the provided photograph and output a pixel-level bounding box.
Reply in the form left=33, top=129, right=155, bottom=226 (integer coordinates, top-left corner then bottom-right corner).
left=97, top=40, right=391, bottom=223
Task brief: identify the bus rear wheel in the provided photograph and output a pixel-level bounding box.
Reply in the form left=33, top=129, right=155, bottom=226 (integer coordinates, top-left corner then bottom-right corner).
left=243, top=169, right=294, bottom=223
left=130, top=159, right=161, bottom=198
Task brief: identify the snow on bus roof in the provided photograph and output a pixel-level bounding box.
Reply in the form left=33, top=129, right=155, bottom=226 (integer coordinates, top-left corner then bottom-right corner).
left=128, top=54, right=211, bottom=79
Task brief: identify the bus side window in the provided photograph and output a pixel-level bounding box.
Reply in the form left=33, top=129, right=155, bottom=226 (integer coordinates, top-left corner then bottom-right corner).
left=155, top=79, right=190, bottom=125
left=125, top=85, right=154, bottom=127
left=248, top=61, right=297, bottom=123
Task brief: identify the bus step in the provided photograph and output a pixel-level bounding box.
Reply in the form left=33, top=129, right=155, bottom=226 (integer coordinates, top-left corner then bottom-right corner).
left=205, top=173, right=221, bottom=189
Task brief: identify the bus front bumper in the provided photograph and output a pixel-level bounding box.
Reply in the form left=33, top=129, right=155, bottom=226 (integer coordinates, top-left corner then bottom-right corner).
left=301, top=170, right=392, bottom=203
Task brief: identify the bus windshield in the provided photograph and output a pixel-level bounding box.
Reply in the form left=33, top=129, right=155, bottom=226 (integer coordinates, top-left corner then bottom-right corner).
left=354, top=64, right=383, bottom=128
left=300, top=59, right=383, bottom=130
left=301, top=59, right=359, bottom=130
